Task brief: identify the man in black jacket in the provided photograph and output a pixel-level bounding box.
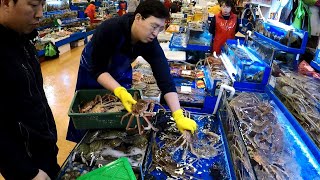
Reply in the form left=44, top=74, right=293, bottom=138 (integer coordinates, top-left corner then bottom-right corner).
left=0, top=0, right=60, bottom=179
left=67, top=0, right=197, bottom=142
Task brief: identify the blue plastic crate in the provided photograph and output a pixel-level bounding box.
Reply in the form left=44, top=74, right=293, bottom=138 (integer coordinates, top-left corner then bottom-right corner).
left=142, top=111, right=236, bottom=180
left=223, top=87, right=320, bottom=179
left=311, top=49, right=320, bottom=71
left=254, top=21, right=308, bottom=54
left=224, top=41, right=272, bottom=92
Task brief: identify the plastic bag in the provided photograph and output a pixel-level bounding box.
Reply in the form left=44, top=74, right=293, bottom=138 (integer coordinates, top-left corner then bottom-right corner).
left=45, top=41, right=59, bottom=60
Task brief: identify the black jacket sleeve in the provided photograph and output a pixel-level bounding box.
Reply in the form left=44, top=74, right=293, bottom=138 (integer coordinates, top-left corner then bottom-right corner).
left=0, top=125, right=39, bottom=179
left=0, top=58, right=39, bottom=179
left=208, top=16, right=216, bottom=37
left=90, top=20, right=122, bottom=80
left=141, top=39, right=176, bottom=95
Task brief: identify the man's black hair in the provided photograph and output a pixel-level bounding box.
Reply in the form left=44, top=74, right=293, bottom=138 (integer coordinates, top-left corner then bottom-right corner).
left=0, top=0, right=18, bottom=5
left=134, top=0, right=170, bottom=19
left=219, top=0, right=233, bottom=7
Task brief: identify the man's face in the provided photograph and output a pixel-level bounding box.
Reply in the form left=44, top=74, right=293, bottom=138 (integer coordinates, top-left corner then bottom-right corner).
left=135, top=14, right=165, bottom=43
left=3, top=0, right=44, bottom=34
left=221, top=3, right=231, bottom=16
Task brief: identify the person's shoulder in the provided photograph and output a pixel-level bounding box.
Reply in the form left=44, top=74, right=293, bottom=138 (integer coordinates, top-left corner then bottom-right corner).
left=94, top=15, right=131, bottom=39
left=99, top=16, right=122, bottom=29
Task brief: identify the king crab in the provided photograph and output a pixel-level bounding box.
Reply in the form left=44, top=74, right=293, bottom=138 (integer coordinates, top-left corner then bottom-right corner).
left=169, top=129, right=220, bottom=160
left=121, top=92, right=166, bottom=135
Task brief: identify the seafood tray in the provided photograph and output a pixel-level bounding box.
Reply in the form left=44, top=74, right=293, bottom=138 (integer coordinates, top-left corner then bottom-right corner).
left=68, top=89, right=141, bottom=129
left=173, top=77, right=208, bottom=108
left=196, top=56, right=232, bottom=96
left=222, top=91, right=320, bottom=180
left=254, top=20, right=308, bottom=54
left=274, top=73, right=320, bottom=151
left=142, top=110, right=236, bottom=180
left=169, top=33, right=188, bottom=50
left=57, top=129, right=151, bottom=180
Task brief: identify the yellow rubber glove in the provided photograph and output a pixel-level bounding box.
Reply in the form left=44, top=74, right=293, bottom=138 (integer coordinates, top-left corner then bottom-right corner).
left=114, top=87, right=137, bottom=112
left=172, top=109, right=197, bottom=134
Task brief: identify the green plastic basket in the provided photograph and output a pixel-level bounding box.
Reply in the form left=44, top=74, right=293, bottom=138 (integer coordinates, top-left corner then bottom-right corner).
left=68, top=89, right=141, bottom=129
left=77, top=157, right=137, bottom=180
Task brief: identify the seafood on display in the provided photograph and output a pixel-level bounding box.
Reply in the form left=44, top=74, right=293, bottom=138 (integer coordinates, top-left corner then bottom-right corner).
left=121, top=92, right=166, bottom=135
left=228, top=92, right=304, bottom=180
left=132, top=61, right=161, bottom=99
left=146, top=111, right=229, bottom=179
left=196, top=56, right=232, bottom=86
left=177, top=93, right=205, bottom=104
left=224, top=102, right=256, bottom=180
left=275, top=73, right=320, bottom=147
left=78, top=94, right=124, bottom=113
left=59, top=162, right=90, bottom=180
left=169, top=61, right=197, bottom=79
left=58, top=129, right=150, bottom=179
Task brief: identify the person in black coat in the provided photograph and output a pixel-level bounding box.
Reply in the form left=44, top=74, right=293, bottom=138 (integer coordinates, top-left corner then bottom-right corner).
left=0, top=0, right=60, bottom=179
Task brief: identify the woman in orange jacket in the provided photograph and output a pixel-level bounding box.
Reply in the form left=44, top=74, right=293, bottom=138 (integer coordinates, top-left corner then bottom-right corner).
left=85, top=0, right=96, bottom=23
left=209, top=0, right=238, bottom=54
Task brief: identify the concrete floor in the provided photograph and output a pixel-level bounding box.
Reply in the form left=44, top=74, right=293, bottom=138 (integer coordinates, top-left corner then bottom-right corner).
left=0, top=45, right=84, bottom=179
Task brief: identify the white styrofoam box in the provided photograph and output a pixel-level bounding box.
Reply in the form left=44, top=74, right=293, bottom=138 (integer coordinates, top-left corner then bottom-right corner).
left=141, top=93, right=161, bottom=103
left=158, top=32, right=173, bottom=42
left=160, top=42, right=186, bottom=61
left=160, top=42, right=170, bottom=51
left=171, top=13, right=185, bottom=19
left=58, top=43, right=71, bottom=55
left=164, top=50, right=186, bottom=61
left=70, top=39, right=85, bottom=47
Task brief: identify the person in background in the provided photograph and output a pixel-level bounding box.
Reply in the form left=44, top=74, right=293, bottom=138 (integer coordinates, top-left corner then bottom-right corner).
left=0, top=0, right=60, bottom=179
left=67, top=0, right=197, bottom=143
left=170, top=1, right=179, bottom=13
left=127, top=0, right=140, bottom=13
left=117, top=0, right=127, bottom=16
left=85, top=0, right=96, bottom=23
left=191, top=0, right=196, bottom=6
left=209, top=0, right=238, bottom=54
left=163, top=0, right=172, bottom=11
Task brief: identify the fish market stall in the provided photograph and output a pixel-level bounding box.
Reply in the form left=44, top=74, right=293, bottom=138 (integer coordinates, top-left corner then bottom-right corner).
left=143, top=110, right=236, bottom=180
left=220, top=89, right=320, bottom=180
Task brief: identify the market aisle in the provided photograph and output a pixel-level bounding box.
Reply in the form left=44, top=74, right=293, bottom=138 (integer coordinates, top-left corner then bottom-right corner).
left=41, top=45, right=84, bottom=166
left=0, top=45, right=84, bottom=180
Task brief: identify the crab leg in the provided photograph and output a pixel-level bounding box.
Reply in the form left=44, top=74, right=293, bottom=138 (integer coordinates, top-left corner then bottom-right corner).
left=142, top=116, right=159, bottom=131
left=182, top=142, right=188, bottom=160
left=136, top=115, right=143, bottom=135
left=125, top=115, right=136, bottom=131
left=171, top=134, right=184, bottom=146
left=121, top=112, right=131, bottom=124
left=189, top=143, right=202, bottom=159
